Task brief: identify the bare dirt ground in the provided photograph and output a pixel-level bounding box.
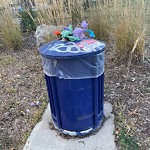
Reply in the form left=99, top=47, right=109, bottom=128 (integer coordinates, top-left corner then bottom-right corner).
left=105, top=41, right=150, bottom=149
left=0, top=33, right=48, bottom=150
left=0, top=33, right=150, bottom=150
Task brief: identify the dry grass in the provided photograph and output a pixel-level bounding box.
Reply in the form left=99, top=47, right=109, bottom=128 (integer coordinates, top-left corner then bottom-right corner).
left=0, top=0, right=22, bottom=49
left=88, top=1, right=112, bottom=41
left=34, top=0, right=112, bottom=41
left=34, top=0, right=84, bottom=26
left=0, top=0, right=147, bottom=59
left=33, top=0, right=147, bottom=62
left=88, top=0, right=146, bottom=62
left=112, top=0, right=146, bottom=63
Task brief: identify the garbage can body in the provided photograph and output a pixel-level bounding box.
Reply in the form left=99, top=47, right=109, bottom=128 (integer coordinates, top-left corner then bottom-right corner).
left=39, top=38, right=105, bottom=135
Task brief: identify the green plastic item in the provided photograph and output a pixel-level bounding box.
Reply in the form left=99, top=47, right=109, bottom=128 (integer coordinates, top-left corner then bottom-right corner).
left=61, top=25, right=80, bottom=41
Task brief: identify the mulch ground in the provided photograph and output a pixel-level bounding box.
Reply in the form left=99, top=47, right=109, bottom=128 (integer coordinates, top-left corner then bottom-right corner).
left=0, top=33, right=48, bottom=150
left=0, top=33, right=149, bottom=150
left=105, top=43, right=150, bottom=149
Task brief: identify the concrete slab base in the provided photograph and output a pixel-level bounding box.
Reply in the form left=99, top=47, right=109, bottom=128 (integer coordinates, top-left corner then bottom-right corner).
left=23, top=102, right=117, bottom=150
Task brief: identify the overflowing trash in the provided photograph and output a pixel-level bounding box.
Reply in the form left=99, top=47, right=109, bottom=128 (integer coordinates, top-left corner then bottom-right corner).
left=35, top=21, right=95, bottom=46
left=53, top=20, right=95, bottom=41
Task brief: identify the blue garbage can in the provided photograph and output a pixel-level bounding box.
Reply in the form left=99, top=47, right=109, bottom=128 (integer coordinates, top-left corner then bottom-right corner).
left=39, top=38, right=105, bottom=136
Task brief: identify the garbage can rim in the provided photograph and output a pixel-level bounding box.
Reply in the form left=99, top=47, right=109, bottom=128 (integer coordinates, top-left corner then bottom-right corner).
left=39, top=38, right=105, bottom=59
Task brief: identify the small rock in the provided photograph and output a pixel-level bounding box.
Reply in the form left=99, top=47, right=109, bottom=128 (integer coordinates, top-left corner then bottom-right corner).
left=131, top=77, right=136, bottom=81
left=35, top=101, right=41, bottom=106
left=30, top=102, right=35, bottom=107
left=26, top=109, right=30, bottom=114
left=16, top=74, right=21, bottom=78
left=116, top=83, right=120, bottom=86
left=115, top=130, right=119, bottom=135
left=20, top=111, right=25, bottom=116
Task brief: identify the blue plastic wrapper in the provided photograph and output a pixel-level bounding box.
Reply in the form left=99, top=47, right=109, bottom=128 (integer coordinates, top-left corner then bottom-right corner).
left=39, top=38, right=105, bottom=79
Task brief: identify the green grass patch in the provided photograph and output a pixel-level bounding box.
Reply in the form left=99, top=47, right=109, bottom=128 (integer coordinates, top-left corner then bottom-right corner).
left=0, top=55, right=16, bottom=65
left=0, top=43, right=4, bottom=47
left=118, top=130, right=140, bottom=150
left=114, top=103, right=140, bottom=150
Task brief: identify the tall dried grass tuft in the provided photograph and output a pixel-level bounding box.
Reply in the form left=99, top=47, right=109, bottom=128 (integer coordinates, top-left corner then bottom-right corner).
left=34, top=0, right=84, bottom=26
left=0, top=0, right=145, bottom=61
left=88, top=0, right=112, bottom=41
left=0, top=0, right=22, bottom=49
left=34, top=0, right=113, bottom=41
left=112, top=0, right=146, bottom=63
left=33, top=0, right=147, bottom=63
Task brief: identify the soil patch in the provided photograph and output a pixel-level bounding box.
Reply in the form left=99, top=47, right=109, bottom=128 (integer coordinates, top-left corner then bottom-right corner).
left=0, top=33, right=48, bottom=150
left=0, top=33, right=149, bottom=150
left=104, top=42, right=150, bottom=149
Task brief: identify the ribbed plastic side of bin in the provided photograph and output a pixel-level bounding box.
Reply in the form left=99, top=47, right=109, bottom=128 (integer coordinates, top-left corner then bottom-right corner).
left=45, top=73, right=104, bottom=135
